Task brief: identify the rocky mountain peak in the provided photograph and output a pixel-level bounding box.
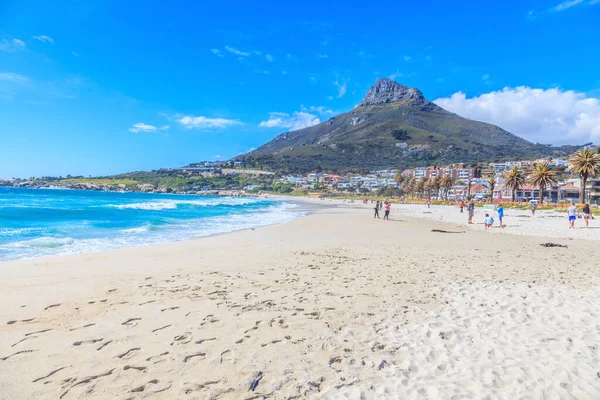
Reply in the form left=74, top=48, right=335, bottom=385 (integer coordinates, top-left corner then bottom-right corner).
left=358, top=78, right=425, bottom=107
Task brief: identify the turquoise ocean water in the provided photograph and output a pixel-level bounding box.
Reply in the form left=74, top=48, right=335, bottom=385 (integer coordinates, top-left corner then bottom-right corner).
left=0, top=187, right=302, bottom=261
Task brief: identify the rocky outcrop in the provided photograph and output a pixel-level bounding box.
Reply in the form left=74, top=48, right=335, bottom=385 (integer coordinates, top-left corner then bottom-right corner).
left=136, top=184, right=155, bottom=192
left=358, top=78, right=425, bottom=107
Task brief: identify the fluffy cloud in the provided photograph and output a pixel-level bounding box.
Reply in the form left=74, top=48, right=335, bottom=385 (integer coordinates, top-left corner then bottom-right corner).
left=129, top=123, right=169, bottom=133
left=0, top=38, right=26, bottom=51
left=0, top=72, right=30, bottom=83
left=433, top=86, right=600, bottom=145
left=224, top=46, right=250, bottom=57
left=259, top=111, right=320, bottom=131
left=210, top=48, right=224, bottom=57
left=178, top=116, right=242, bottom=129
left=33, top=35, right=54, bottom=44
left=265, top=54, right=274, bottom=62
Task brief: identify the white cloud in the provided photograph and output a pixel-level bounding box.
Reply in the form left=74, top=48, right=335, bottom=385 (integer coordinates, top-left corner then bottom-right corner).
left=552, top=0, right=583, bottom=11
left=129, top=123, right=169, bottom=133
left=259, top=111, right=321, bottom=131
left=210, top=48, right=224, bottom=57
left=433, top=86, right=600, bottom=145
left=334, top=80, right=347, bottom=98
left=224, top=45, right=250, bottom=57
left=482, top=74, right=490, bottom=81
left=551, top=0, right=599, bottom=11
left=389, top=70, right=404, bottom=80
left=33, top=35, right=54, bottom=44
left=178, top=115, right=242, bottom=129
left=315, top=54, right=328, bottom=59
left=301, top=105, right=334, bottom=115
left=309, top=76, right=317, bottom=83
left=0, top=38, right=26, bottom=51
left=0, top=72, right=30, bottom=83
left=72, top=51, right=79, bottom=57
left=403, top=56, right=411, bottom=61
left=265, top=54, right=274, bottom=62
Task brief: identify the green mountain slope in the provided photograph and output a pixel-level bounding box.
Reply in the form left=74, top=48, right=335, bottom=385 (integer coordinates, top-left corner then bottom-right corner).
left=241, top=79, right=579, bottom=173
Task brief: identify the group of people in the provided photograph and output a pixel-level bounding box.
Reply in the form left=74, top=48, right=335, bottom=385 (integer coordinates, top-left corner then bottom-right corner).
left=460, top=199, right=594, bottom=229
left=373, top=200, right=391, bottom=220
left=568, top=202, right=594, bottom=228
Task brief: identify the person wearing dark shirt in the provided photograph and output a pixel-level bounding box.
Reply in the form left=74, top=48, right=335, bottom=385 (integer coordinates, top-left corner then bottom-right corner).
left=583, top=203, right=592, bottom=228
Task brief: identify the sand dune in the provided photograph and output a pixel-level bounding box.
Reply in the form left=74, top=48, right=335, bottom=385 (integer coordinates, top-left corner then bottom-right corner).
left=1, top=205, right=599, bottom=399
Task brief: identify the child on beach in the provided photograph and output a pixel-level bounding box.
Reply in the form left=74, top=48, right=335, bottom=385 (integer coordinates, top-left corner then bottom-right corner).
left=484, top=213, right=494, bottom=228
left=459, top=200, right=465, bottom=213
left=497, top=204, right=504, bottom=228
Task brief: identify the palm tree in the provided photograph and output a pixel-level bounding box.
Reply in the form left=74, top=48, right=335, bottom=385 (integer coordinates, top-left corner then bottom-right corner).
left=441, top=175, right=453, bottom=200
left=503, top=167, right=525, bottom=202
left=528, top=162, right=557, bottom=204
left=432, top=175, right=442, bottom=199
left=487, top=174, right=497, bottom=203
left=466, top=177, right=472, bottom=200
left=403, top=178, right=416, bottom=198
left=424, top=178, right=433, bottom=202
left=416, top=178, right=426, bottom=198
left=393, top=172, right=405, bottom=187
left=570, top=148, right=600, bottom=203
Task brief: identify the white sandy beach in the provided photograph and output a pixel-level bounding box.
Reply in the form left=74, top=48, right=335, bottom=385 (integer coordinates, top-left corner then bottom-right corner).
left=1, top=201, right=599, bottom=399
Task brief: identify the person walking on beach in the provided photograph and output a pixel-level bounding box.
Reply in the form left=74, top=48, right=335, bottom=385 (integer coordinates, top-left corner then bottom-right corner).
left=583, top=203, right=591, bottom=228
left=531, top=202, right=537, bottom=216
left=568, top=202, right=577, bottom=229
left=459, top=200, right=465, bottom=213
left=497, top=203, right=505, bottom=228
left=383, top=201, right=391, bottom=220
left=374, top=201, right=380, bottom=218
left=467, top=200, right=475, bottom=224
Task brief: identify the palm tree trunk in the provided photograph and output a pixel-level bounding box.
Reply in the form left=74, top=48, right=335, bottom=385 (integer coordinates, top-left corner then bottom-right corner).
left=580, top=175, right=587, bottom=203
left=539, top=186, right=544, bottom=205
left=512, top=189, right=515, bottom=202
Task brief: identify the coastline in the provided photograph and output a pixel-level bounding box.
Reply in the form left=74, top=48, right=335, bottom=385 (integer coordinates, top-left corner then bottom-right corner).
left=1, top=204, right=599, bottom=398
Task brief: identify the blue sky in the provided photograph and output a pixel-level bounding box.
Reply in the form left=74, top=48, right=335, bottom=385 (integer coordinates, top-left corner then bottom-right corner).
left=1, top=0, right=599, bottom=178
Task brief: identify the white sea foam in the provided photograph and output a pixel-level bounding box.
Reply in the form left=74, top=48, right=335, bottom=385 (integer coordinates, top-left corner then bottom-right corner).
left=0, top=201, right=304, bottom=261
left=107, top=197, right=263, bottom=211
left=11, top=237, right=76, bottom=249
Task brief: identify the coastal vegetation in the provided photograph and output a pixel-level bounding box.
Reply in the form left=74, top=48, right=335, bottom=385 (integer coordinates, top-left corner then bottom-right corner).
left=570, top=148, right=600, bottom=203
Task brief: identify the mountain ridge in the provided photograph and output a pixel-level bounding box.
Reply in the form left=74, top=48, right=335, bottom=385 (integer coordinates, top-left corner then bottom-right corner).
left=241, top=79, right=580, bottom=173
